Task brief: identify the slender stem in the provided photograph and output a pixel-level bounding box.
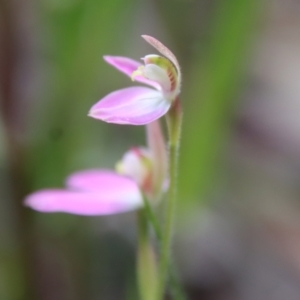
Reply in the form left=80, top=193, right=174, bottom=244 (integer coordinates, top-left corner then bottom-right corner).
left=157, top=142, right=177, bottom=298
left=156, top=99, right=182, bottom=300
left=143, top=195, right=186, bottom=300
left=137, top=209, right=158, bottom=300
left=142, top=195, right=162, bottom=241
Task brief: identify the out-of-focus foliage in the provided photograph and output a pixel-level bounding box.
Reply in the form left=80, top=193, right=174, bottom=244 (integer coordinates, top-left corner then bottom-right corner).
left=179, top=0, right=262, bottom=204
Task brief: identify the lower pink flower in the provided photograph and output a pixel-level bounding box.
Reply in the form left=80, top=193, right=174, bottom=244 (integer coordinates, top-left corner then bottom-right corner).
left=24, top=170, right=143, bottom=215
left=25, top=120, right=167, bottom=216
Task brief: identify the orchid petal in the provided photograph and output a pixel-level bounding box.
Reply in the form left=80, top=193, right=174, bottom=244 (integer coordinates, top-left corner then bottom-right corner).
left=89, top=87, right=171, bottom=125
left=25, top=177, right=143, bottom=216
left=66, top=170, right=133, bottom=193
left=104, top=56, right=160, bottom=90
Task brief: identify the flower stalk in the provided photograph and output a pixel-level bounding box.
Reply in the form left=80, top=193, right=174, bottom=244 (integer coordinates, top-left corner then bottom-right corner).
left=157, top=99, right=183, bottom=300
left=143, top=192, right=187, bottom=300
left=137, top=206, right=158, bottom=300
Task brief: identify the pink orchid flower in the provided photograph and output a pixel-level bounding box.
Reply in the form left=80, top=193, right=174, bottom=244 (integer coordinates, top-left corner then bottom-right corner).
left=24, top=170, right=143, bottom=216
left=88, top=35, right=181, bottom=125
left=25, top=121, right=167, bottom=216
left=117, top=121, right=168, bottom=201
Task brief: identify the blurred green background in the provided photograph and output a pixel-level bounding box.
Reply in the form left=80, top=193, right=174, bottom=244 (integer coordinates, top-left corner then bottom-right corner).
left=2, top=0, right=300, bottom=299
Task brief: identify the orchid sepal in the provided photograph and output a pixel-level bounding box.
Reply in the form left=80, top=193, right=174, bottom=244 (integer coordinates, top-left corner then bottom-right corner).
left=24, top=170, right=143, bottom=216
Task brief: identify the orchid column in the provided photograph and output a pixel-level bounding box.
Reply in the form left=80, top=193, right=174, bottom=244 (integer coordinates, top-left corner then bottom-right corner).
left=89, top=35, right=183, bottom=300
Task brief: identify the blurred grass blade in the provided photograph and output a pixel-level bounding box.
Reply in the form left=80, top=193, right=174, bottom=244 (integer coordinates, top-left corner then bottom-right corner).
left=28, top=0, right=136, bottom=187
left=179, top=0, right=263, bottom=204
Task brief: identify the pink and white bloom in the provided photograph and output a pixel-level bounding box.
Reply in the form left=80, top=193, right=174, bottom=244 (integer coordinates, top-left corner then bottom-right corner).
left=116, top=121, right=168, bottom=201
left=25, top=121, right=167, bottom=216
left=24, top=170, right=143, bottom=216
left=88, top=35, right=181, bottom=125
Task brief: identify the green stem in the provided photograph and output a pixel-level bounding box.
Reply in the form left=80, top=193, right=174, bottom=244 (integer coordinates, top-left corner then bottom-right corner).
left=156, top=99, right=182, bottom=300
left=137, top=209, right=158, bottom=300
left=142, top=195, right=162, bottom=241
left=142, top=195, right=187, bottom=300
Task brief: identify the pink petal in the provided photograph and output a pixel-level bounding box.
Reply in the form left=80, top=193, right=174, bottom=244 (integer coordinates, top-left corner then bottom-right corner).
left=25, top=183, right=143, bottom=216
left=66, top=170, right=133, bottom=192
left=88, top=87, right=171, bottom=125
left=104, top=56, right=160, bottom=90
